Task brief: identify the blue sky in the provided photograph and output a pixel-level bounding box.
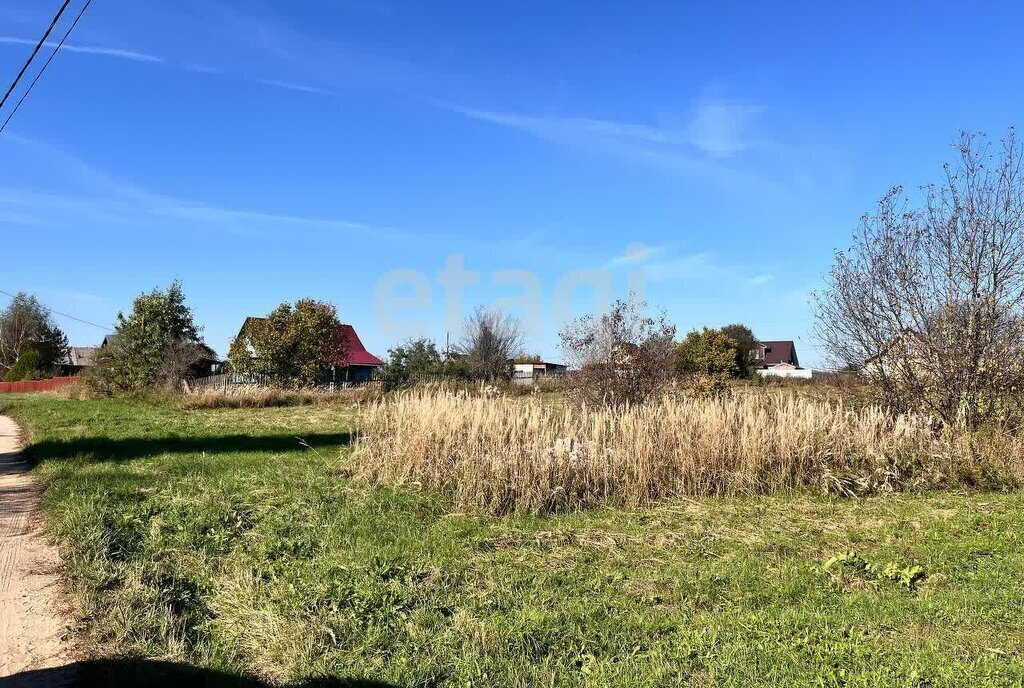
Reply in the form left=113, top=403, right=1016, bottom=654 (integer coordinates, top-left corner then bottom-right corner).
left=2, top=1, right=1021, bottom=368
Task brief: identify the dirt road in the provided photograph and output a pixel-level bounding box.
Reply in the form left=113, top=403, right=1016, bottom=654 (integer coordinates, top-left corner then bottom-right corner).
left=0, top=414, right=72, bottom=681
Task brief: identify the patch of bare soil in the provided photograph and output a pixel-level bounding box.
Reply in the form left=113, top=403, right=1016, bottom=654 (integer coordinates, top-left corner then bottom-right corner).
left=0, top=415, right=75, bottom=686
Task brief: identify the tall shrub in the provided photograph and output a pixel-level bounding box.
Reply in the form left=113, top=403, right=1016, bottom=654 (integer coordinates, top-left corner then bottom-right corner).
left=560, top=295, right=676, bottom=406
left=89, top=281, right=204, bottom=392
left=454, top=308, right=524, bottom=381
left=815, top=131, right=1024, bottom=427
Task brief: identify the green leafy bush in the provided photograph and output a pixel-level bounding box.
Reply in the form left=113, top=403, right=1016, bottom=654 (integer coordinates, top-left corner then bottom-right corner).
left=228, top=299, right=343, bottom=387
left=674, top=328, right=738, bottom=396
left=3, top=347, right=45, bottom=381
left=86, top=281, right=206, bottom=393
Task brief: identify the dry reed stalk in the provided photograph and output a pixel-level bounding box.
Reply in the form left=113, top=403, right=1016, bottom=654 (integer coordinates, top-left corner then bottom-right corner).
left=352, top=390, right=1018, bottom=513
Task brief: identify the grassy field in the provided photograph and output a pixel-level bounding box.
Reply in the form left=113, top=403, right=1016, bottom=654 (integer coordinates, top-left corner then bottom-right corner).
left=3, top=393, right=1024, bottom=686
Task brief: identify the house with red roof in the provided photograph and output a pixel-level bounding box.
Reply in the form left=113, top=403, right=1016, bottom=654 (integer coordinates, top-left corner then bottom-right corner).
left=233, top=317, right=384, bottom=382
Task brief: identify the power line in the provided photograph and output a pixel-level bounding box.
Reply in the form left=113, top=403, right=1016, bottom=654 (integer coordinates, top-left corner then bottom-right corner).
left=0, top=0, right=72, bottom=113
left=0, top=289, right=113, bottom=332
left=0, top=0, right=94, bottom=135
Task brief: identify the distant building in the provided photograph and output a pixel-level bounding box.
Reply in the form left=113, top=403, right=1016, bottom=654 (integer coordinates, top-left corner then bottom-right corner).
left=863, top=329, right=927, bottom=378
left=513, top=360, right=567, bottom=383
left=752, top=340, right=812, bottom=378
left=56, top=346, right=99, bottom=376
left=56, top=337, right=221, bottom=378
left=233, top=318, right=384, bottom=382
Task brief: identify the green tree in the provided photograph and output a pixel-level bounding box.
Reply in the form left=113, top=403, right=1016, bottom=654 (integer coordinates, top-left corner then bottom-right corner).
left=382, top=337, right=445, bottom=378
left=674, top=328, right=738, bottom=395
left=0, top=292, right=69, bottom=378
left=229, top=299, right=343, bottom=386
left=90, top=281, right=203, bottom=392
left=3, top=348, right=45, bottom=382
left=720, top=323, right=758, bottom=378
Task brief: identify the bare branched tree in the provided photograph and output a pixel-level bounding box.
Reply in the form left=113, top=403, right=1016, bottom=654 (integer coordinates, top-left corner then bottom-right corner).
left=155, top=341, right=209, bottom=390
left=814, top=130, right=1024, bottom=428
left=455, top=307, right=525, bottom=380
left=560, top=294, right=676, bottom=406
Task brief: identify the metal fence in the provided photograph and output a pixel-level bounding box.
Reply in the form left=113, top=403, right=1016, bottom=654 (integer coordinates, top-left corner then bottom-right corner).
left=0, top=376, right=78, bottom=394
left=186, top=369, right=563, bottom=393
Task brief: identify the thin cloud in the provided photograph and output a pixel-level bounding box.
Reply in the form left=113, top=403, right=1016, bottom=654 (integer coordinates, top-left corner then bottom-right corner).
left=645, top=252, right=734, bottom=281
left=435, top=99, right=791, bottom=195
left=183, top=63, right=223, bottom=75
left=0, top=36, right=164, bottom=63
left=606, top=243, right=774, bottom=286
left=0, top=36, right=337, bottom=99
left=258, top=79, right=336, bottom=96
left=50, top=289, right=107, bottom=305
left=686, top=99, right=763, bottom=158
left=443, top=104, right=689, bottom=148
left=605, top=242, right=663, bottom=268
left=0, top=135, right=411, bottom=243
left=441, top=98, right=763, bottom=161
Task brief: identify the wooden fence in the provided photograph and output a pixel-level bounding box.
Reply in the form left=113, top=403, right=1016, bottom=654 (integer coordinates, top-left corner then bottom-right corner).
left=0, top=376, right=78, bottom=394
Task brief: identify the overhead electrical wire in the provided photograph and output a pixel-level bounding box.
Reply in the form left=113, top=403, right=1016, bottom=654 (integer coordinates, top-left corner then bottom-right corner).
left=0, top=0, right=72, bottom=112
left=0, top=0, right=94, bottom=135
left=0, top=289, right=113, bottom=332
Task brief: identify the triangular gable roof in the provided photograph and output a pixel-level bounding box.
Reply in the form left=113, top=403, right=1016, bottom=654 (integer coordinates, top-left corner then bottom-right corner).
left=756, top=340, right=798, bottom=367
left=334, top=324, right=384, bottom=367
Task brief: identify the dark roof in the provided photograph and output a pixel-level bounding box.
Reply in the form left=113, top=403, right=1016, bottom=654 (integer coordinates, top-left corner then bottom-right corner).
left=238, top=318, right=383, bottom=368
left=514, top=361, right=565, bottom=369
left=59, top=346, right=99, bottom=367
left=186, top=342, right=220, bottom=362
left=755, top=340, right=798, bottom=367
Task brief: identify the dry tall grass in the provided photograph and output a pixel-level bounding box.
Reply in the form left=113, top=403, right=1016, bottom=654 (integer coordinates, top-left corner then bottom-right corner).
left=178, top=385, right=380, bottom=409
left=352, top=390, right=1021, bottom=513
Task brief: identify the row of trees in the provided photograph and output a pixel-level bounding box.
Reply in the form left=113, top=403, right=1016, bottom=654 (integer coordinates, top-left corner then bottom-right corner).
left=0, top=283, right=212, bottom=391
left=225, top=303, right=528, bottom=385
left=558, top=297, right=761, bottom=405
left=381, top=309, right=527, bottom=381
left=378, top=296, right=761, bottom=406
left=1, top=281, right=759, bottom=403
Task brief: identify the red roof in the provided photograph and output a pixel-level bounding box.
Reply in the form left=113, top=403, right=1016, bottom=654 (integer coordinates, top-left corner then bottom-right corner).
left=331, top=324, right=384, bottom=367
left=239, top=318, right=383, bottom=368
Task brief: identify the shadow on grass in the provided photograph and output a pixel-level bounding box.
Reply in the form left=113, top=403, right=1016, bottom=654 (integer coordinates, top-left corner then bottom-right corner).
left=2, top=659, right=399, bottom=688
left=24, top=432, right=354, bottom=464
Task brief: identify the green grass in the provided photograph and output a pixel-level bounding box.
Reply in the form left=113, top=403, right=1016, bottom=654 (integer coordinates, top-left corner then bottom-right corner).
left=3, top=394, right=1024, bottom=687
